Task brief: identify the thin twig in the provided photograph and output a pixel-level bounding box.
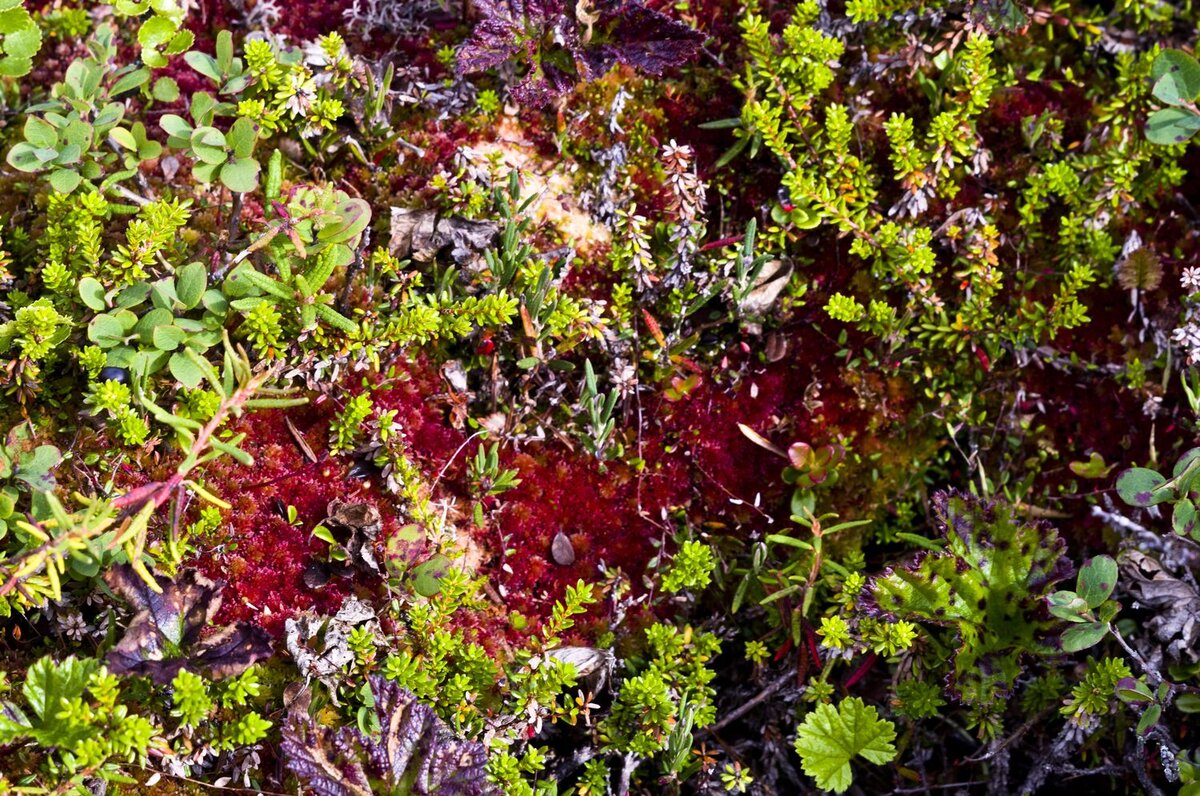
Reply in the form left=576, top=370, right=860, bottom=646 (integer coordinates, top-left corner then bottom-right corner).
left=701, top=671, right=792, bottom=735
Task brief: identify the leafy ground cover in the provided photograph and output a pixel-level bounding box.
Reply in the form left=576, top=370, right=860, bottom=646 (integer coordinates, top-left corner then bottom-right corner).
left=1, top=0, right=1200, bottom=794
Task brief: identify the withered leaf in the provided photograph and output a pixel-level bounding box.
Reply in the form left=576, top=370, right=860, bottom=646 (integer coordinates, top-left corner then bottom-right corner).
left=1121, top=550, right=1200, bottom=664
left=324, top=498, right=382, bottom=575
left=738, top=258, right=793, bottom=316
left=389, top=208, right=499, bottom=266
left=104, top=565, right=272, bottom=684
left=285, top=596, right=380, bottom=702
left=282, top=674, right=491, bottom=796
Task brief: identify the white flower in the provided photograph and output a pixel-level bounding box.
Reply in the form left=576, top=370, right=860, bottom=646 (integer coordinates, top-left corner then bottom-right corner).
left=58, top=611, right=88, bottom=642
left=1172, top=323, right=1200, bottom=350
left=1182, top=267, right=1200, bottom=292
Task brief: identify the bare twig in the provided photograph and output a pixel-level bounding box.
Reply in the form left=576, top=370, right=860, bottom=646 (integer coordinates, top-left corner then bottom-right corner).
left=701, top=670, right=793, bottom=735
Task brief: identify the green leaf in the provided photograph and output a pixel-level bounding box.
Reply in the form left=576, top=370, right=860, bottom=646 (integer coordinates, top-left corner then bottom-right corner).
left=22, top=116, right=56, bottom=149
left=1046, top=590, right=1088, bottom=622
left=165, top=29, right=193, bottom=56
left=109, top=126, right=137, bottom=151
left=412, top=554, right=452, bottom=597
left=1174, top=499, right=1198, bottom=536
left=0, top=54, right=31, bottom=77
left=1077, top=555, right=1118, bottom=609
left=1115, top=467, right=1171, bottom=506
left=152, top=76, right=180, bottom=103
left=78, top=277, right=107, bottom=311
left=48, top=168, right=82, bottom=194
left=88, top=314, right=127, bottom=346
left=1061, top=621, right=1108, bottom=653
left=160, top=113, right=193, bottom=141
left=152, top=324, right=187, bottom=351
left=190, top=126, right=228, bottom=165
left=317, top=197, right=371, bottom=245
left=219, top=156, right=260, bottom=193
left=864, top=492, right=1072, bottom=708
left=174, top=261, right=207, bottom=309
left=137, top=14, right=176, bottom=48
left=110, top=67, right=150, bottom=97
left=210, top=438, right=253, bottom=466
left=168, top=350, right=204, bottom=389
left=1137, top=703, right=1162, bottom=735
left=215, top=30, right=233, bottom=73
left=1146, top=107, right=1200, bottom=145
left=24, top=655, right=98, bottom=724
left=1068, top=451, right=1113, bottom=479
left=312, top=303, right=358, bottom=334
left=184, top=51, right=221, bottom=83
left=6, top=141, right=45, bottom=171
left=1152, top=50, right=1200, bottom=105
left=227, top=117, right=258, bottom=160
left=794, top=697, right=897, bottom=794
left=190, top=91, right=217, bottom=126
left=2, top=18, right=39, bottom=62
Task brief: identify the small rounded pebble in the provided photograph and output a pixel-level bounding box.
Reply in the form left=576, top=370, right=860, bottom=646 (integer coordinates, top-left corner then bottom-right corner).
left=551, top=531, right=576, bottom=566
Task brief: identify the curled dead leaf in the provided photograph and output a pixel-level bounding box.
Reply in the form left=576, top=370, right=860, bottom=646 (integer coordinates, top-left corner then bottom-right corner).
left=1121, top=550, right=1200, bottom=664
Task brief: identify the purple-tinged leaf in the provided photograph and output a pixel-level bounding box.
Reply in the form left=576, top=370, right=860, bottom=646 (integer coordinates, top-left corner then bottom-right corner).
left=282, top=676, right=492, bottom=795
left=105, top=565, right=272, bottom=684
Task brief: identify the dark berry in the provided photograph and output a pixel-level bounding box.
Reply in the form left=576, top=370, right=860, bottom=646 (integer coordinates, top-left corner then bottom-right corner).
left=97, top=366, right=130, bottom=384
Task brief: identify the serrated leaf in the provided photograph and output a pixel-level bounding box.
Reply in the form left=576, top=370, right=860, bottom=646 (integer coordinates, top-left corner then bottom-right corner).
left=105, top=565, right=271, bottom=684
left=793, top=697, right=897, bottom=794
left=137, top=14, right=176, bottom=48
left=282, top=675, right=488, bottom=796
left=863, top=492, right=1073, bottom=708
left=152, top=76, right=179, bottom=102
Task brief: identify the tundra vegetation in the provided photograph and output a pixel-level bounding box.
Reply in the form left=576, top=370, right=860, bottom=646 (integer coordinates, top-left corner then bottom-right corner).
left=0, top=1, right=1198, bottom=794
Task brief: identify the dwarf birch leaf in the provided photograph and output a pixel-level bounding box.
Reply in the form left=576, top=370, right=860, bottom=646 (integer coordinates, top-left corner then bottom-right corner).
left=794, top=697, right=897, bottom=794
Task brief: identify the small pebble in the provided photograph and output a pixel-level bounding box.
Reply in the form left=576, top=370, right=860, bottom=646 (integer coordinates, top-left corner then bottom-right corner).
left=551, top=531, right=576, bottom=566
